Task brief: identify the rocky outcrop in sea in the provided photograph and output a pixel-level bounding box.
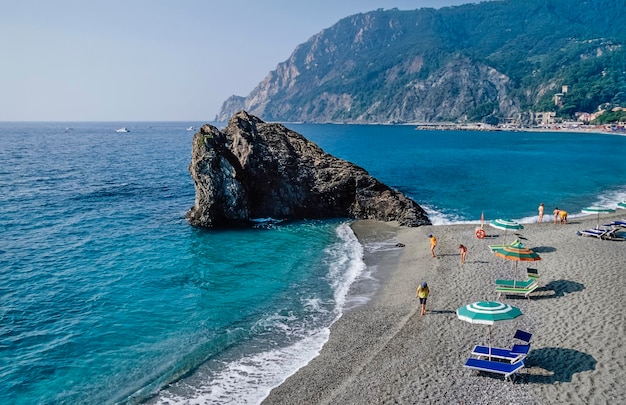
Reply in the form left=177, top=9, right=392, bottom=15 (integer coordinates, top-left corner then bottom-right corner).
left=186, top=111, right=430, bottom=227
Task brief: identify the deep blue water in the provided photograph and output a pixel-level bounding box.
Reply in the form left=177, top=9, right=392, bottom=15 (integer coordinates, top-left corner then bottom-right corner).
left=1, top=122, right=625, bottom=404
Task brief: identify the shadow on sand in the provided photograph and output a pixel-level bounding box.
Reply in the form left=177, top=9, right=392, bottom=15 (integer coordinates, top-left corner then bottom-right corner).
left=523, top=347, right=596, bottom=383
left=428, top=309, right=456, bottom=315
left=532, top=246, right=556, bottom=253
left=535, top=280, right=585, bottom=298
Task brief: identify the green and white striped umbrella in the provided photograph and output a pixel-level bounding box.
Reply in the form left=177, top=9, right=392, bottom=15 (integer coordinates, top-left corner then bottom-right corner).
left=489, top=219, right=523, bottom=241
left=457, top=301, right=523, bottom=325
left=457, top=301, right=523, bottom=360
left=582, top=206, right=616, bottom=228
left=617, top=201, right=626, bottom=209
left=489, top=219, right=524, bottom=231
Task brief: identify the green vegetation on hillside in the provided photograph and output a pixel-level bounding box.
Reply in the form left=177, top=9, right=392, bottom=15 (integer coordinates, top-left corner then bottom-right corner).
left=227, top=0, right=626, bottom=123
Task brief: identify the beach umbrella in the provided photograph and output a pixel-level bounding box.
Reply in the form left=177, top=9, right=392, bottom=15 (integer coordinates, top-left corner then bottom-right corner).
left=457, top=301, right=523, bottom=360
left=489, top=219, right=523, bottom=241
left=491, top=244, right=541, bottom=286
left=582, top=206, right=616, bottom=228
left=617, top=201, right=626, bottom=209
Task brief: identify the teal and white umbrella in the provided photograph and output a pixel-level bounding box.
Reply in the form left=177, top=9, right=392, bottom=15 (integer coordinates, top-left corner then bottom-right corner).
left=457, top=301, right=523, bottom=360
left=582, top=206, right=616, bottom=228
left=618, top=202, right=626, bottom=209
left=489, top=219, right=524, bottom=231
left=457, top=301, right=523, bottom=325
left=489, top=219, right=523, bottom=241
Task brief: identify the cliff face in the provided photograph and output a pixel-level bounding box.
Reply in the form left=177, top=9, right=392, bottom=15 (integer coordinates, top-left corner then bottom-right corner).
left=186, top=111, right=430, bottom=227
left=216, top=1, right=626, bottom=124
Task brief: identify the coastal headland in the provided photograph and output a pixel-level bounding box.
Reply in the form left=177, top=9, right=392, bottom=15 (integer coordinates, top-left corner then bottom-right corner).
left=262, top=212, right=626, bottom=404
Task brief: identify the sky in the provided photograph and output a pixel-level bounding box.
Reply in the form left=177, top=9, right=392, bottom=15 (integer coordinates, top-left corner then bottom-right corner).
left=1, top=1, right=476, bottom=121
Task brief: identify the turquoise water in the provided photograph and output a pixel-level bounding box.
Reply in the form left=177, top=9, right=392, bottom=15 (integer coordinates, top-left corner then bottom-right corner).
left=1, top=122, right=625, bottom=404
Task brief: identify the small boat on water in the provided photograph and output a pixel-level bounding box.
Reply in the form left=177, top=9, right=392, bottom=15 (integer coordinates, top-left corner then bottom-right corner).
left=115, top=128, right=130, bottom=133
left=186, top=126, right=195, bottom=131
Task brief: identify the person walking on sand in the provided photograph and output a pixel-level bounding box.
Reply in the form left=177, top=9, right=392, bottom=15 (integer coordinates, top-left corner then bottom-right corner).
left=538, top=203, right=544, bottom=223
left=553, top=207, right=560, bottom=224
left=416, top=282, right=430, bottom=316
left=459, top=244, right=467, bottom=265
left=428, top=234, right=437, bottom=258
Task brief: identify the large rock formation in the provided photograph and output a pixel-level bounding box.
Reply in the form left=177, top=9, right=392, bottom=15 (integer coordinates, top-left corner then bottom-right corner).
left=186, top=111, right=430, bottom=227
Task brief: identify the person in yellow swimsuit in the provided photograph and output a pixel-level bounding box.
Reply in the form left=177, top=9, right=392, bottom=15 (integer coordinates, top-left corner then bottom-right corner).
left=559, top=210, right=568, bottom=224
left=416, top=282, right=430, bottom=316
left=428, top=234, right=437, bottom=258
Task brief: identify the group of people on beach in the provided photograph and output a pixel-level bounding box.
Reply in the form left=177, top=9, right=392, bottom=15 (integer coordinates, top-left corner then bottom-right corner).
left=538, top=202, right=567, bottom=224
left=417, top=234, right=468, bottom=316
left=418, top=202, right=569, bottom=315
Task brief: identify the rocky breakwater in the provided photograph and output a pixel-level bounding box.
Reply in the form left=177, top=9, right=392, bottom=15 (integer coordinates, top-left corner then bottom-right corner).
left=186, top=111, right=430, bottom=227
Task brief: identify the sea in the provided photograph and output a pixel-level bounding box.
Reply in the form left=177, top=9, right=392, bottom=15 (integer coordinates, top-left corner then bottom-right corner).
left=1, top=121, right=625, bottom=404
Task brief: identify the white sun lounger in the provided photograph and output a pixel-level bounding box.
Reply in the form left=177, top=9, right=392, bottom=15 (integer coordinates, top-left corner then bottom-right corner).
left=495, top=280, right=538, bottom=299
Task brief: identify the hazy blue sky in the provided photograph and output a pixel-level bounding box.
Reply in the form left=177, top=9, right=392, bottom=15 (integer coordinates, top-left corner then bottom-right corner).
left=1, top=1, right=475, bottom=121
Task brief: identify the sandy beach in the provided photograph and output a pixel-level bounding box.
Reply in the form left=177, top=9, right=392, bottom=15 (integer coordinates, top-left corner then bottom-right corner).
left=262, top=212, right=626, bottom=404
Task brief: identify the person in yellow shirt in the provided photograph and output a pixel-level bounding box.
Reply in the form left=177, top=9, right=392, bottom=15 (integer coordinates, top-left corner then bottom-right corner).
left=428, top=233, right=437, bottom=258
left=416, top=282, right=430, bottom=316
left=559, top=210, right=568, bottom=224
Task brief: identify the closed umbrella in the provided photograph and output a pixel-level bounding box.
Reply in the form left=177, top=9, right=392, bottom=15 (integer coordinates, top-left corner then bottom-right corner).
left=582, top=206, right=616, bottom=228
left=457, top=301, right=523, bottom=360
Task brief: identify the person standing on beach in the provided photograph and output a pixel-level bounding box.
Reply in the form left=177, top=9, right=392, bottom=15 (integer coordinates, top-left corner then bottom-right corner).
left=553, top=207, right=560, bottom=224
left=459, top=244, right=467, bottom=265
left=416, top=282, right=430, bottom=316
left=428, top=234, right=437, bottom=258
left=538, top=203, right=544, bottom=223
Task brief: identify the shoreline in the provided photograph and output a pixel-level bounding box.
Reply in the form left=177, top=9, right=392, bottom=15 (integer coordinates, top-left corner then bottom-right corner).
left=262, top=212, right=626, bottom=404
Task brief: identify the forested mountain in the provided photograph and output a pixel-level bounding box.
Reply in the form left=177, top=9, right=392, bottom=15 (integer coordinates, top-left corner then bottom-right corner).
left=216, top=0, right=626, bottom=124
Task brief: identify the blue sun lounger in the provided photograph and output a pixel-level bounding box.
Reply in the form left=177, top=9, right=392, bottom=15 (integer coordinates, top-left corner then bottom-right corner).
left=513, top=329, right=532, bottom=343
left=577, top=228, right=623, bottom=240
left=464, top=358, right=525, bottom=381
left=470, top=346, right=526, bottom=363
left=604, top=220, right=626, bottom=229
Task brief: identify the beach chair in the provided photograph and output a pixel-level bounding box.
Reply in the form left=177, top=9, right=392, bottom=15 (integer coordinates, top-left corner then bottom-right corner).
left=470, top=345, right=526, bottom=363
left=513, top=329, right=532, bottom=343
left=577, top=228, right=624, bottom=241
left=495, top=278, right=536, bottom=289
left=604, top=220, right=626, bottom=229
left=464, top=358, right=525, bottom=381
left=495, top=281, right=538, bottom=299
left=526, top=268, right=539, bottom=279
left=471, top=329, right=532, bottom=362
left=511, top=329, right=532, bottom=355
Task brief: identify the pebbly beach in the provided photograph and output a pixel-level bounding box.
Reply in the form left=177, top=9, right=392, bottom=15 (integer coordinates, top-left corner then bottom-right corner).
left=262, top=211, right=626, bottom=404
